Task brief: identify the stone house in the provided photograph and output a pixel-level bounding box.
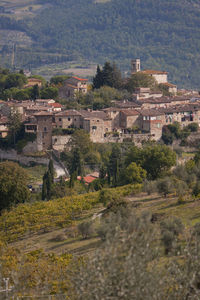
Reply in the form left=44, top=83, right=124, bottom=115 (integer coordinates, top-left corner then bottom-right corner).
left=141, top=70, right=168, bottom=84
left=35, top=99, right=55, bottom=106
left=119, top=109, right=140, bottom=132
left=55, top=110, right=82, bottom=129
left=80, top=110, right=112, bottom=143
left=0, top=115, right=8, bottom=138
left=48, top=102, right=62, bottom=112
left=139, top=109, right=165, bottom=140
left=24, top=78, right=43, bottom=88
left=160, top=104, right=200, bottom=127
left=25, top=106, right=52, bottom=116
left=160, top=82, right=177, bottom=95
left=59, top=76, right=88, bottom=99
left=133, top=88, right=163, bottom=100
left=103, top=107, right=122, bottom=129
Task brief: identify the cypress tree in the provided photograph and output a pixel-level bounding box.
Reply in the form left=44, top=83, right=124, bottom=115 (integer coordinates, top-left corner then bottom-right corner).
left=48, top=159, right=54, bottom=183
left=71, top=147, right=82, bottom=176
left=92, top=65, right=103, bottom=89
left=31, top=84, right=40, bottom=100
left=42, top=172, right=47, bottom=200
left=99, top=164, right=107, bottom=179
left=46, top=170, right=52, bottom=200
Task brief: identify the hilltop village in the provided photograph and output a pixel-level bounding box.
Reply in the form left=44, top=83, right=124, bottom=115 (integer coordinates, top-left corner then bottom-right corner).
left=0, top=59, right=200, bottom=153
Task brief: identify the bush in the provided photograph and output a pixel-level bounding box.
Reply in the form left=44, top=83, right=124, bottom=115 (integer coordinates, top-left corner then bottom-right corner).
left=160, top=217, right=184, bottom=255
left=143, top=180, right=157, bottom=195
left=78, top=221, right=94, bottom=239
left=157, top=177, right=174, bottom=197
left=192, top=181, right=200, bottom=197
left=187, top=122, right=198, bottom=132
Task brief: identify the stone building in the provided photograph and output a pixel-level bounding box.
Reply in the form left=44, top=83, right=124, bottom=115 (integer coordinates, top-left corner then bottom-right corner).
left=103, top=107, right=121, bottom=129
left=55, top=110, right=82, bottom=129
left=59, top=76, right=88, bottom=99
left=131, top=58, right=141, bottom=73
left=160, top=82, right=177, bottom=95
left=0, top=115, right=8, bottom=138
left=119, top=109, right=140, bottom=131
left=24, top=78, right=43, bottom=88
left=139, top=109, right=165, bottom=140
left=160, top=104, right=200, bottom=127
left=80, top=110, right=112, bottom=143
left=34, top=112, right=53, bottom=151
left=141, top=69, right=168, bottom=84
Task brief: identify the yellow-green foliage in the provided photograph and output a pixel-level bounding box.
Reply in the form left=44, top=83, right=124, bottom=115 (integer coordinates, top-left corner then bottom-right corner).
left=0, top=192, right=99, bottom=242
left=101, top=183, right=142, bottom=198
left=0, top=184, right=141, bottom=242
left=0, top=242, right=76, bottom=296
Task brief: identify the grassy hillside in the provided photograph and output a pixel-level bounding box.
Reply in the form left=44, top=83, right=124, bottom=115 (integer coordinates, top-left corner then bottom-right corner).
left=1, top=0, right=200, bottom=88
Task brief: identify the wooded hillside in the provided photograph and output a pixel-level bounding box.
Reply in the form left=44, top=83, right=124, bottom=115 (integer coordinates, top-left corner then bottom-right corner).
left=1, top=0, right=200, bottom=88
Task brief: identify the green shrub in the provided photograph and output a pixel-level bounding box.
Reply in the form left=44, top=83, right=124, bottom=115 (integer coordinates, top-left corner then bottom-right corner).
left=78, top=221, right=94, bottom=239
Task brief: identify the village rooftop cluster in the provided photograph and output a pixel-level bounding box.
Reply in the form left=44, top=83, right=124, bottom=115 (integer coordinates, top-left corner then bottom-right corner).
left=0, top=59, right=200, bottom=152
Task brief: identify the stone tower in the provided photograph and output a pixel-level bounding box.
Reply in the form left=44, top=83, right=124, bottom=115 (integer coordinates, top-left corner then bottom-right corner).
left=34, top=112, right=53, bottom=151
left=131, top=59, right=141, bottom=74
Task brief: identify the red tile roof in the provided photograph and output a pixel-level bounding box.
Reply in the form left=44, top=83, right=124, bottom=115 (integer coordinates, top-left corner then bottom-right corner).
left=72, top=76, right=88, bottom=82
left=48, top=103, right=62, bottom=108
left=141, top=70, right=168, bottom=75
left=161, top=82, right=177, bottom=87
left=120, top=109, right=140, bottom=116
left=77, top=175, right=97, bottom=185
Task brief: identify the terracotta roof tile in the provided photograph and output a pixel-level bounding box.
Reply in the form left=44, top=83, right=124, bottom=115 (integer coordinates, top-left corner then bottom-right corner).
left=141, top=70, right=168, bottom=75
left=72, top=76, right=88, bottom=82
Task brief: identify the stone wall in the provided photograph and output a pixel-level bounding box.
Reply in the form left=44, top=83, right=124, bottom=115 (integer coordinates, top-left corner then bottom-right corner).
left=23, top=141, right=38, bottom=154
left=0, top=149, right=49, bottom=166
left=52, top=135, right=71, bottom=151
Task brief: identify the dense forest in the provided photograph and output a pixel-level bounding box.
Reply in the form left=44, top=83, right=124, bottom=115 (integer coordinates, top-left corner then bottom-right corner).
left=1, top=0, right=200, bottom=88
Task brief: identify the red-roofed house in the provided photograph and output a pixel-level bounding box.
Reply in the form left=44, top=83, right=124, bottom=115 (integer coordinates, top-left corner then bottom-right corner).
left=59, top=76, right=88, bottom=99
left=48, top=102, right=63, bottom=112
left=77, top=174, right=98, bottom=185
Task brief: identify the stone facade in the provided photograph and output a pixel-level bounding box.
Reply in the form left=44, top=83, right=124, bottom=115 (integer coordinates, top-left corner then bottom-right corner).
left=52, top=135, right=71, bottom=151
left=119, top=110, right=140, bottom=129
left=131, top=59, right=141, bottom=73
left=59, top=76, right=88, bottom=99
left=34, top=112, right=53, bottom=151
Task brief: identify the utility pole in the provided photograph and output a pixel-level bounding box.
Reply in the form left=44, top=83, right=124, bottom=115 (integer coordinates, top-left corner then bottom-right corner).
left=1, top=277, right=10, bottom=299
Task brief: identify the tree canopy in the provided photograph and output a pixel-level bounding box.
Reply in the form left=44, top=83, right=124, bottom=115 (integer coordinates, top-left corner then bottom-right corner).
left=0, top=161, right=30, bottom=211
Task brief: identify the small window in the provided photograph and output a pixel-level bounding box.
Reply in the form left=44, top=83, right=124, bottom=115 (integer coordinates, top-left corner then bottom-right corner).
left=54, top=138, right=57, bottom=142
left=44, top=127, right=47, bottom=132
left=59, top=118, right=62, bottom=122
left=68, top=117, right=71, bottom=121
left=74, top=118, right=76, bottom=121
